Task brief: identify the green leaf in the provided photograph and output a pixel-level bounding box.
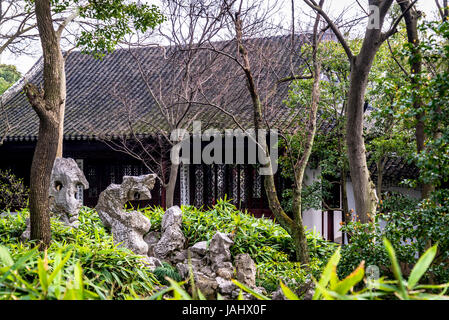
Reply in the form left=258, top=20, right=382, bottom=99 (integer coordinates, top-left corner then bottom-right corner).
left=280, top=281, right=299, bottom=300
left=0, top=246, right=13, bottom=267
left=383, top=238, right=408, bottom=299
left=408, top=245, right=437, bottom=290
left=334, top=261, right=365, bottom=295
left=74, top=261, right=84, bottom=299
left=37, top=258, right=49, bottom=295
left=166, top=278, right=192, bottom=300
left=313, top=246, right=341, bottom=300
left=48, top=250, right=72, bottom=292
left=232, top=279, right=270, bottom=300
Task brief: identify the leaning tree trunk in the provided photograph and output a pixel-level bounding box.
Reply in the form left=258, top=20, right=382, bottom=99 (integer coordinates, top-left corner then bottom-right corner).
left=398, top=0, right=434, bottom=199
left=346, top=56, right=379, bottom=224
left=24, top=0, right=66, bottom=249
left=233, top=11, right=312, bottom=263
left=165, top=162, right=179, bottom=208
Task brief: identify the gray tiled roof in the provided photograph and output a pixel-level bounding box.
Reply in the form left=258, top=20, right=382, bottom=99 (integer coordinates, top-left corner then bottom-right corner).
left=0, top=36, right=307, bottom=142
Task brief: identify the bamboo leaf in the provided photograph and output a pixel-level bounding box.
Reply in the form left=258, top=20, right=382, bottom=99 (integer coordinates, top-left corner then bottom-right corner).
left=280, top=281, right=299, bottom=300
left=232, top=279, right=270, bottom=300
left=0, top=246, right=13, bottom=267
left=334, top=261, right=365, bottom=295
left=37, top=258, right=49, bottom=295
left=383, top=238, right=408, bottom=300
left=408, top=245, right=437, bottom=290
left=313, top=246, right=341, bottom=300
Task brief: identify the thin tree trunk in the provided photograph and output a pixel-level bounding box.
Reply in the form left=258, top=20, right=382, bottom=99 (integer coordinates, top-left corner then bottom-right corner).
left=234, top=11, right=312, bottom=263
left=377, top=158, right=385, bottom=202
left=165, top=162, right=179, bottom=208
left=56, top=107, right=65, bottom=157
left=304, top=0, right=398, bottom=224
left=24, top=0, right=66, bottom=249
left=397, top=0, right=433, bottom=199
left=346, top=50, right=379, bottom=223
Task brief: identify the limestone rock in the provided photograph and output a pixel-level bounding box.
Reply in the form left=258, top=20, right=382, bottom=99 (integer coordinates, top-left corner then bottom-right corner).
left=154, top=206, right=186, bottom=261
left=216, top=266, right=234, bottom=280
left=171, top=249, right=188, bottom=264
left=271, top=287, right=287, bottom=300
left=189, top=241, right=208, bottom=257
left=20, top=218, right=31, bottom=242
left=161, top=206, right=183, bottom=231
left=176, top=263, right=190, bottom=279
left=300, top=279, right=315, bottom=300
left=21, top=158, right=90, bottom=241
left=142, top=256, right=163, bottom=271
left=208, top=232, right=233, bottom=266
left=96, top=174, right=156, bottom=255
left=216, top=276, right=235, bottom=295
left=49, top=158, right=89, bottom=228
left=194, top=272, right=218, bottom=299
left=144, top=231, right=160, bottom=256
left=234, top=253, right=257, bottom=288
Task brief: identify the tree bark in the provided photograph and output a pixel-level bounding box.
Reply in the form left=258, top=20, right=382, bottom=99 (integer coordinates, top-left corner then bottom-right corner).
left=165, top=162, right=179, bottom=208
left=233, top=11, right=313, bottom=263
left=24, top=0, right=66, bottom=249
left=397, top=0, right=433, bottom=198
left=304, top=0, right=402, bottom=223
left=346, top=49, right=380, bottom=223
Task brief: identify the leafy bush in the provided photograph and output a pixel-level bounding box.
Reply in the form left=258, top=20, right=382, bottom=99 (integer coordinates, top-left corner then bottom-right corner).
left=313, top=239, right=449, bottom=300
left=339, top=189, right=449, bottom=284
left=378, top=191, right=420, bottom=213
left=141, top=198, right=337, bottom=293
left=0, top=208, right=160, bottom=300
left=0, top=170, right=29, bottom=211
left=0, top=199, right=338, bottom=299
left=153, top=262, right=182, bottom=285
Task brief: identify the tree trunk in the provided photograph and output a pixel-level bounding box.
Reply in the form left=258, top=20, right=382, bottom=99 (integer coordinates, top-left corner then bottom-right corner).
left=165, top=162, right=179, bottom=208
left=24, top=0, right=66, bottom=249
left=397, top=0, right=433, bottom=199
left=346, top=51, right=379, bottom=223
left=304, top=0, right=396, bottom=223
left=377, top=158, right=385, bottom=202
left=56, top=106, right=65, bottom=157
left=233, top=11, right=312, bottom=263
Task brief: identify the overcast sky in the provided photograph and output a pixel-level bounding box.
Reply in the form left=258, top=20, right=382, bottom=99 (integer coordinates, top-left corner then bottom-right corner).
left=2, top=0, right=440, bottom=74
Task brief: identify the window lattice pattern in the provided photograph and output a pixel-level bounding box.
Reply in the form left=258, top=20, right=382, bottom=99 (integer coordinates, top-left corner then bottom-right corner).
left=253, top=168, right=262, bottom=199
left=194, top=165, right=204, bottom=207
left=217, top=164, right=225, bottom=200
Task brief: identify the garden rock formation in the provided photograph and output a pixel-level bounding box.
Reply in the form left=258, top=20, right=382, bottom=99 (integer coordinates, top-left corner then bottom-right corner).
left=94, top=176, right=263, bottom=299
left=153, top=206, right=186, bottom=261
left=21, top=157, right=89, bottom=240
left=95, top=174, right=157, bottom=256
left=49, top=158, right=89, bottom=228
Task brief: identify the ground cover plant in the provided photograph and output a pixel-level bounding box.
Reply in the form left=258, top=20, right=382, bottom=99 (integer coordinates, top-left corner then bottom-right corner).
left=0, top=199, right=337, bottom=299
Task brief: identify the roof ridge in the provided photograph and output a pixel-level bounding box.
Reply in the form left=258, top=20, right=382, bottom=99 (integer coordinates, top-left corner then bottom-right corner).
left=1, top=57, right=44, bottom=104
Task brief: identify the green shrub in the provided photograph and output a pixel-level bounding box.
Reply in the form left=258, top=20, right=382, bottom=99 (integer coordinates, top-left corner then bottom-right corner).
left=339, top=189, right=449, bottom=284
left=0, top=208, right=160, bottom=300
left=0, top=199, right=338, bottom=299
left=141, top=198, right=337, bottom=293
left=153, top=262, right=182, bottom=285
left=0, top=170, right=29, bottom=212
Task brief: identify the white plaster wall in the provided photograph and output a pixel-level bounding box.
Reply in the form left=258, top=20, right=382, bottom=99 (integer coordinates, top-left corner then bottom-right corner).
left=384, top=186, right=422, bottom=199
left=346, top=180, right=422, bottom=217
left=302, top=167, right=323, bottom=236
left=346, top=180, right=357, bottom=215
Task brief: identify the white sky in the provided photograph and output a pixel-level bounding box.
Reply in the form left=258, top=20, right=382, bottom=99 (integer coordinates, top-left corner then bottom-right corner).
left=2, top=0, right=440, bottom=74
